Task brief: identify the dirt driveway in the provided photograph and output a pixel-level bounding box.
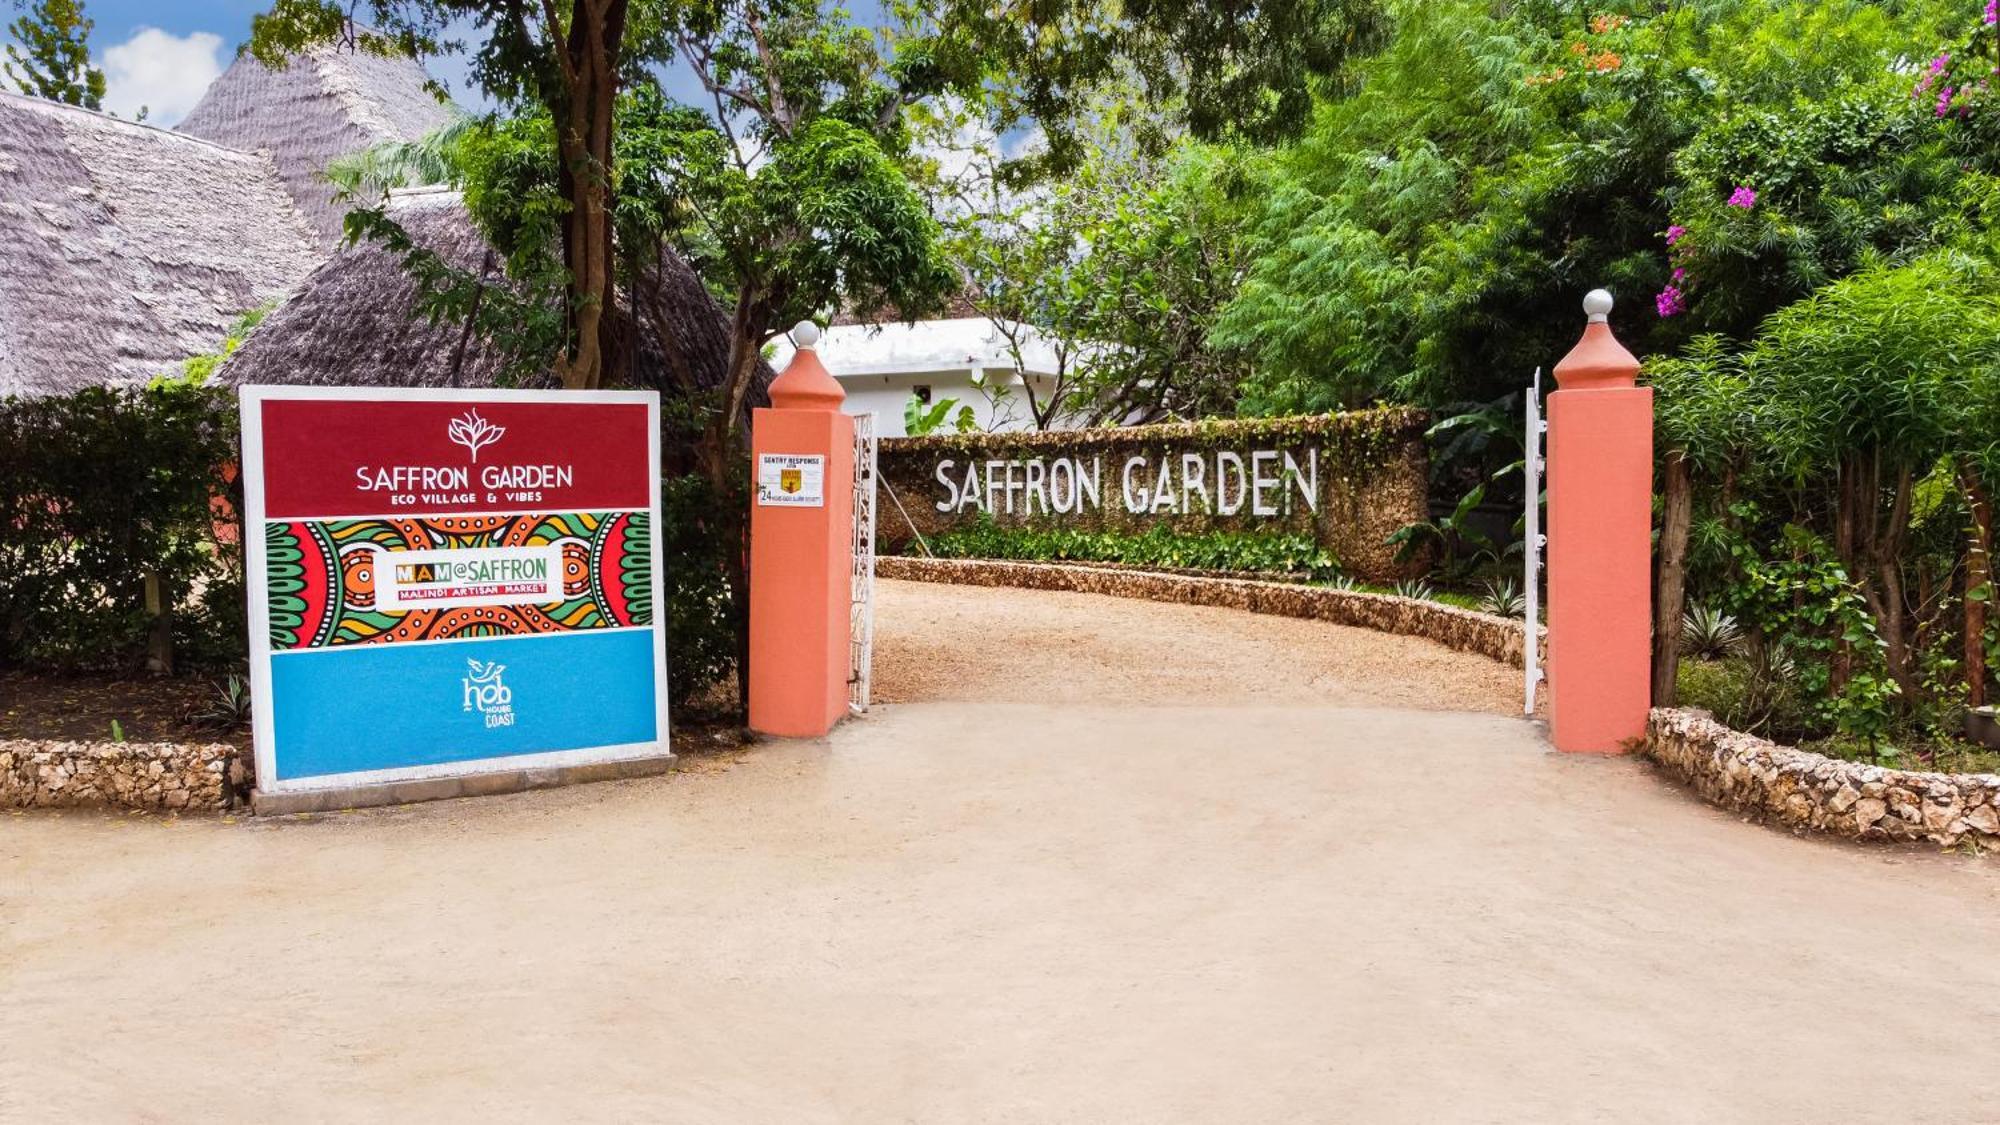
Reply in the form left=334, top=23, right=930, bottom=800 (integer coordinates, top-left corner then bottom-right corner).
left=5, top=579, right=2000, bottom=1122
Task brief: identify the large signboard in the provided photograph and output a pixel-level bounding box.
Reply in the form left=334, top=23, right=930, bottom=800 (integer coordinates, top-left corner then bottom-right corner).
left=874, top=410, right=1433, bottom=582
left=240, top=387, right=668, bottom=795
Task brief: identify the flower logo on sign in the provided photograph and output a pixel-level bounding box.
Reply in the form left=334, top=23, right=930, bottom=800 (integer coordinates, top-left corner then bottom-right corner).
left=447, top=410, right=505, bottom=462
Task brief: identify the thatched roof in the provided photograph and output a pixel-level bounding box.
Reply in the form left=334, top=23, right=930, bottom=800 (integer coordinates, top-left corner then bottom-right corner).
left=219, top=188, right=772, bottom=407
left=177, top=46, right=460, bottom=244
left=0, top=92, right=320, bottom=398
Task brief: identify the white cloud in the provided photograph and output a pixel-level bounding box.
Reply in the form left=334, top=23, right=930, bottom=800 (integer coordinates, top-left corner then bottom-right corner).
left=98, top=27, right=223, bottom=125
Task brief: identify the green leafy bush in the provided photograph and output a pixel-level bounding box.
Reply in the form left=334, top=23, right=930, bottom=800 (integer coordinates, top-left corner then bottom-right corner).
left=658, top=472, right=741, bottom=711
left=0, top=384, right=240, bottom=671
left=925, top=516, right=1340, bottom=577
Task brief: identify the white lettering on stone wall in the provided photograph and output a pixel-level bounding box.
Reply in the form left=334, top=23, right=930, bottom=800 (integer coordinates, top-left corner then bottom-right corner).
left=932, top=450, right=1318, bottom=518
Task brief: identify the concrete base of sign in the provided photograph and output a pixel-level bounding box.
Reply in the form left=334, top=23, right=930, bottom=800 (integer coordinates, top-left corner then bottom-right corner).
left=250, top=753, right=676, bottom=816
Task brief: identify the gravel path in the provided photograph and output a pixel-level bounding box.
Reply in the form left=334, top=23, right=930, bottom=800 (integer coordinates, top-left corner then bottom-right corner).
left=5, top=580, right=1998, bottom=1121
left=873, top=578, right=1527, bottom=713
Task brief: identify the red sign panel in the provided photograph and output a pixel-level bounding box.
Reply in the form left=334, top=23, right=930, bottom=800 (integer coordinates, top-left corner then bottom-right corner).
left=257, top=397, right=651, bottom=518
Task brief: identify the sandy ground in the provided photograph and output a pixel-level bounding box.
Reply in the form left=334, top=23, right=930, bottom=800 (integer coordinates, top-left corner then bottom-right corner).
left=5, top=580, right=2000, bottom=1122
left=871, top=579, right=1527, bottom=712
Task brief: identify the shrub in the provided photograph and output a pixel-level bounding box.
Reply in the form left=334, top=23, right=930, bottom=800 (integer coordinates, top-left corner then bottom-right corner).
left=0, top=384, right=239, bottom=672
left=925, top=516, right=1340, bottom=577
left=658, top=472, right=741, bottom=710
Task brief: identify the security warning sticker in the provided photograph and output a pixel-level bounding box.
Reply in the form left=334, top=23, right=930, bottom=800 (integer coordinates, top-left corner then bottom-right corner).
left=756, top=453, right=825, bottom=507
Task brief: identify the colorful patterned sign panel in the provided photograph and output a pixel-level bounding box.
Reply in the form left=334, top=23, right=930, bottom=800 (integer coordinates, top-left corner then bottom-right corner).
left=241, top=388, right=668, bottom=793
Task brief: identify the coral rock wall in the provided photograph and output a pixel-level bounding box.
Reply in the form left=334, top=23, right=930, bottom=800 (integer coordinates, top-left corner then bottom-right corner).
left=1645, top=708, right=2000, bottom=848
left=2, top=740, right=245, bottom=812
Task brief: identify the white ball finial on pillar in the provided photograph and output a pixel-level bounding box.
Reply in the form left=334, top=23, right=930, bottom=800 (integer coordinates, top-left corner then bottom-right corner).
left=1582, top=289, right=1614, bottom=324
left=790, top=320, right=822, bottom=350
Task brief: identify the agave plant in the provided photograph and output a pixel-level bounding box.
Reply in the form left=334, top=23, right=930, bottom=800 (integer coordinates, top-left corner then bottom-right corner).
left=1680, top=604, right=1743, bottom=660
left=1478, top=576, right=1527, bottom=618
left=1392, top=577, right=1437, bottom=601
left=194, top=674, right=253, bottom=733
left=1326, top=574, right=1363, bottom=592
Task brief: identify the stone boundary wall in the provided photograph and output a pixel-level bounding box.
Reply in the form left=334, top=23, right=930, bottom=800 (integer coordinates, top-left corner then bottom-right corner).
left=877, top=557, right=1542, bottom=669
left=878, top=409, right=1430, bottom=581
left=2, top=739, right=246, bottom=812
left=1645, top=708, right=2000, bottom=848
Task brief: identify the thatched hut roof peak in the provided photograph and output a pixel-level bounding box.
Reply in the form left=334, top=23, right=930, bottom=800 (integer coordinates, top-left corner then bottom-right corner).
left=0, top=91, right=320, bottom=397
left=177, top=43, right=461, bottom=245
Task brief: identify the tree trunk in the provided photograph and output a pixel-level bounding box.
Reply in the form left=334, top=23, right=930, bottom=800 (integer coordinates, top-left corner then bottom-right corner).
left=696, top=289, right=770, bottom=723
left=142, top=570, right=173, bottom=675
left=1831, top=455, right=1859, bottom=692
left=551, top=0, right=630, bottom=391
left=1964, top=462, right=1993, bottom=708
left=1652, top=450, right=1692, bottom=706
left=1861, top=461, right=1919, bottom=702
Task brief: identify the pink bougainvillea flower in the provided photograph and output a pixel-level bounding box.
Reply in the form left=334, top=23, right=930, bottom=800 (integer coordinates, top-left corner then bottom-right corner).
left=1932, top=52, right=1952, bottom=73
left=1937, top=87, right=1956, bottom=116
left=1656, top=285, right=1686, bottom=317
left=1987, top=0, right=1997, bottom=26
left=1726, top=186, right=1758, bottom=209
left=1665, top=224, right=1686, bottom=246
left=1672, top=266, right=1686, bottom=282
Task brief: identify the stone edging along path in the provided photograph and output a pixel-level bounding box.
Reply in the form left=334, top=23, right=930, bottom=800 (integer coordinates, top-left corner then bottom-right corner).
left=883, top=557, right=2000, bottom=850
left=876, top=556, right=1542, bottom=669
left=2, top=739, right=245, bottom=812
left=1645, top=708, right=2000, bottom=849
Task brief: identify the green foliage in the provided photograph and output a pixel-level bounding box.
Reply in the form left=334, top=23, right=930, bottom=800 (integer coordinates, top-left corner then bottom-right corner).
left=935, top=106, right=1263, bottom=426
left=1477, top=576, right=1525, bottom=619
left=4, top=0, right=104, bottom=109
left=926, top=517, right=1340, bottom=578
left=0, top=385, right=240, bottom=672
left=903, top=395, right=976, bottom=437
left=658, top=473, right=741, bottom=710
left=1391, top=576, right=1436, bottom=602
left=1747, top=252, right=2000, bottom=477
left=1677, top=655, right=1813, bottom=738
left=923, top=0, right=1384, bottom=169
left=193, top=674, right=254, bottom=734
left=1718, top=523, right=1900, bottom=744
left=1680, top=604, right=1743, bottom=660
left=155, top=305, right=274, bottom=389
left=323, top=114, right=477, bottom=201
left=1213, top=0, right=1984, bottom=412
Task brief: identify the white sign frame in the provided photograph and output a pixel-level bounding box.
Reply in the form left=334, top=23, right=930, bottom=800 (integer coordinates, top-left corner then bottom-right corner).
left=240, top=385, right=670, bottom=796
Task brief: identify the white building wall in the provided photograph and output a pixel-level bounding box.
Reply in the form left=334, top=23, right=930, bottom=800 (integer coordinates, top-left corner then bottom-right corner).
left=768, top=318, right=1090, bottom=437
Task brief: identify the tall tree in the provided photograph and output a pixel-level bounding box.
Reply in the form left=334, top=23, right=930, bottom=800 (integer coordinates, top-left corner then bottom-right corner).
left=250, top=0, right=636, bottom=390
left=4, top=0, right=106, bottom=109
left=923, top=0, right=1383, bottom=175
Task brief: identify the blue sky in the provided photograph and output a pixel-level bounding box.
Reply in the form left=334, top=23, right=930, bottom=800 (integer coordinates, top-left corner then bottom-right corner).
left=0, top=1, right=492, bottom=123
left=6, top=1, right=876, bottom=125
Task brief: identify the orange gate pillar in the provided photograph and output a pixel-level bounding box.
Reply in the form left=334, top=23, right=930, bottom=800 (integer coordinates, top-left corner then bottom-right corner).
left=748, top=321, right=855, bottom=738
left=1547, top=289, right=1652, bottom=753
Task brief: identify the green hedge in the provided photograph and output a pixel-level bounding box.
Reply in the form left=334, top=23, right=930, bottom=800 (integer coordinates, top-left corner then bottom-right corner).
left=0, top=384, right=241, bottom=672
left=925, top=517, right=1340, bottom=578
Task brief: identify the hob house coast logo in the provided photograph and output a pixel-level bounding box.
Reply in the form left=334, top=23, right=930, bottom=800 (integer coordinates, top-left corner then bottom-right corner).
left=462, top=659, right=515, bottom=727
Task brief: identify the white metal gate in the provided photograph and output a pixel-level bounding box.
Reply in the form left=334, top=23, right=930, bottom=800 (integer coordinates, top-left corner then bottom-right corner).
left=849, top=413, right=880, bottom=713
left=1523, top=367, right=1546, bottom=715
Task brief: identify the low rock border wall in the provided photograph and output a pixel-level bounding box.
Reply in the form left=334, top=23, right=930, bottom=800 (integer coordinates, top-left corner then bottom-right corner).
left=1645, top=708, right=2000, bottom=848
left=876, top=557, right=1541, bottom=669
left=2, top=739, right=246, bottom=812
